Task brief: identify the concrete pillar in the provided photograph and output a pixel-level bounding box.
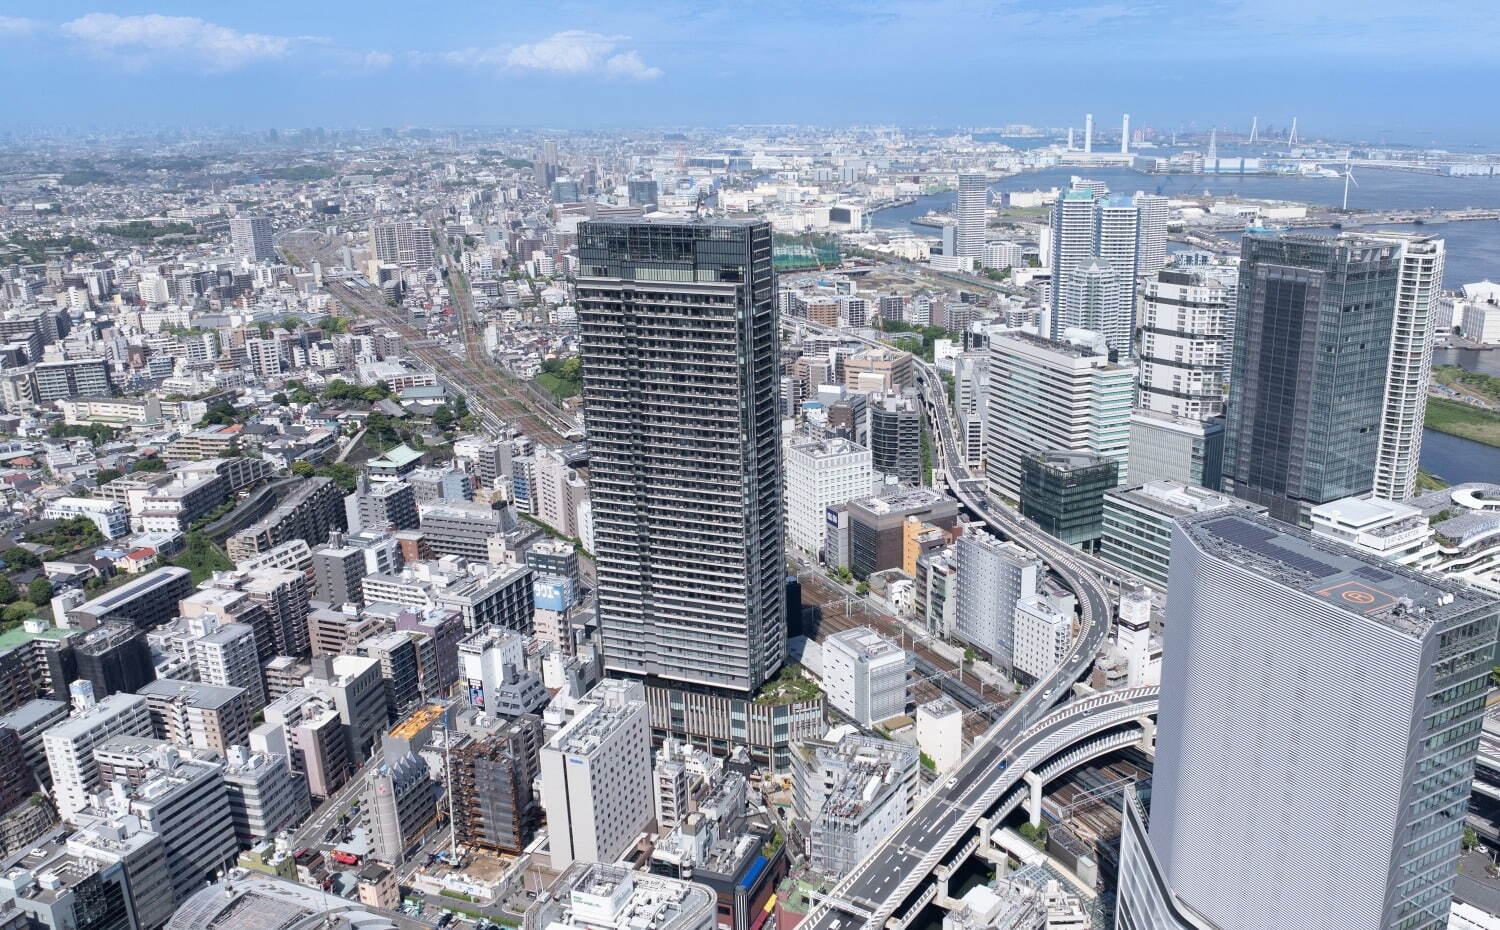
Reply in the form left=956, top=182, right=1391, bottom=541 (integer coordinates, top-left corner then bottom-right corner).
left=933, top=864, right=951, bottom=903
left=1024, top=770, right=1044, bottom=828
left=1136, top=716, right=1156, bottom=753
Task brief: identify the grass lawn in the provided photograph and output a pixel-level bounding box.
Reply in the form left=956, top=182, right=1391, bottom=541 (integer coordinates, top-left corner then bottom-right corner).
left=1425, top=397, right=1500, bottom=448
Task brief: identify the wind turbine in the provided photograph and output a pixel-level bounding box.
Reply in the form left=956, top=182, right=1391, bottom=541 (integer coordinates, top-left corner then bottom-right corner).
left=1342, top=151, right=1358, bottom=211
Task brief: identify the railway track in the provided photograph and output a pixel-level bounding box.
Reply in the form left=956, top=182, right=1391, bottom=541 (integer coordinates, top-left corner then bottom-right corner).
left=796, top=566, right=1005, bottom=743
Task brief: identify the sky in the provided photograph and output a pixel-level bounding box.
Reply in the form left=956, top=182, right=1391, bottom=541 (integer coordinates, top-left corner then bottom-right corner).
left=2, top=0, right=1497, bottom=146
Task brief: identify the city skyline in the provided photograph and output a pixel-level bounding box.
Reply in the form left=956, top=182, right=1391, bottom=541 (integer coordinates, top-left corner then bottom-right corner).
left=1, top=2, right=1498, bottom=144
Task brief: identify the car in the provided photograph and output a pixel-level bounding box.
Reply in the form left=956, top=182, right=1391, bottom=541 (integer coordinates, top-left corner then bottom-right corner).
left=945, top=776, right=959, bottom=789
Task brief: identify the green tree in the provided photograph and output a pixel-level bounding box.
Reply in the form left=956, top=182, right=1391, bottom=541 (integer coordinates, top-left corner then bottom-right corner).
left=291, top=387, right=316, bottom=404
left=0, top=578, right=17, bottom=605
left=855, top=581, right=870, bottom=596
left=316, top=315, right=349, bottom=334
left=26, top=578, right=52, bottom=605
left=132, top=456, right=167, bottom=472
left=198, top=400, right=240, bottom=427
left=290, top=461, right=316, bottom=477
left=95, top=468, right=122, bottom=485
left=272, top=393, right=289, bottom=406
left=319, top=462, right=358, bottom=492
left=1, top=602, right=35, bottom=623
left=432, top=406, right=455, bottom=430
left=2, top=548, right=37, bottom=571
left=280, top=317, right=303, bottom=331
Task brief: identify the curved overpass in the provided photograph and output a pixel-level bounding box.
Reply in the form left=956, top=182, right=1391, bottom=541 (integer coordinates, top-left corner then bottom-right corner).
left=806, top=687, right=1159, bottom=930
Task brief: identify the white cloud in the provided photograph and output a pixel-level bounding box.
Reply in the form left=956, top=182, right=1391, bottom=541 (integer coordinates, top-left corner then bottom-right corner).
left=604, top=50, right=663, bottom=81
left=443, top=30, right=663, bottom=79
left=0, top=16, right=40, bottom=36
left=59, top=13, right=306, bottom=70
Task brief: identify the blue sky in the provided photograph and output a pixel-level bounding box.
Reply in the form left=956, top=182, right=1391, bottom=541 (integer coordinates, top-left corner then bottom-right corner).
left=2, top=0, right=1496, bottom=145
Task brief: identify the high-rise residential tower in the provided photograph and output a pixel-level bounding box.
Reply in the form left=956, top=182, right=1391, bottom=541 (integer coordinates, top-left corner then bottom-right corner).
left=1370, top=233, right=1445, bottom=502
left=1048, top=189, right=1101, bottom=336
left=1223, top=233, right=1402, bottom=524
left=577, top=217, right=785, bottom=694
left=1137, top=268, right=1230, bottom=420
left=1116, top=510, right=1499, bottom=930
left=954, top=173, right=988, bottom=260
left=230, top=216, right=276, bottom=263
left=1132, top=193, right=1169, bottom=273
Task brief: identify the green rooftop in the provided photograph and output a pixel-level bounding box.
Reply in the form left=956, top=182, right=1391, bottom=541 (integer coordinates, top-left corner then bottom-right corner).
left=369, top=443, right=423, bottom=468
left=0, top=620, right=70, bottom=652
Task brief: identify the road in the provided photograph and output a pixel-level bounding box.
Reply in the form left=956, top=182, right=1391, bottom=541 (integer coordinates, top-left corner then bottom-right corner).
left=786, top=315, right=1122, bottom=930
left=292, top=762, right=376, bottom=851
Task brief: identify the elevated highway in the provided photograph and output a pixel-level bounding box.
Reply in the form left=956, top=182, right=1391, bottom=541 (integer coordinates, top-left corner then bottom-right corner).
left=805, top=687, right=1158, bottom=930
left=783, top=317, right=1147, bottom=930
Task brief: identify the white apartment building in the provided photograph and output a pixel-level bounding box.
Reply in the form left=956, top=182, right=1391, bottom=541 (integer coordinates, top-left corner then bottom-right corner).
left=1012, top=594, right=1076, bottom=685
left=540, top=679, right=653, bottom=868
left=43, top=497, right=128, bottom=540
left=1137, top=269, right=1230, bottom=420
left=784, top=437, right=873, bottom=556
left=984, top=329, right=1135, bottom=500
left=1371, top=234, right=1445, bottom=502
left=821, top=626, right=909, bottom=727
left=43, top=693, right=154, bottom=819
left=190, top=617, right=268, bottom=712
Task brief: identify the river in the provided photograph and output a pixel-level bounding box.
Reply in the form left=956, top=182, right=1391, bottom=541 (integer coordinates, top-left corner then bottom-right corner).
left=1421, top=429, right=1500, bottom=488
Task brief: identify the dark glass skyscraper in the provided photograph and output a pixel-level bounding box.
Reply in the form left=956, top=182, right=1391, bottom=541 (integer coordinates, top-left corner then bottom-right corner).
left=1223, top=233, right=1401, bottom=524
left=576, top=217, right=784, bottom=694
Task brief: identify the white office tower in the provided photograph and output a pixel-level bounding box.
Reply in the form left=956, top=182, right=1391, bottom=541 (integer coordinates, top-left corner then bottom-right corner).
left=822, top=626, right=910, bottom=727
left=540, top=679, right=653, bottom=869
left=1116, top=511, right=1500, bottom=930
left=1113, top=585, right=1159, bottom=687
left=1371, top=234, right=1446, bottom=502
left=1137, top=268, right=1230, bottom=420
left=983, top=329, right=1135, bottom=500
left=1132, top=193, right=1169, bottom=273
left=1061, top=259, right=1126, bottom=356
left=955, top=174, right=988, bottom=260
left=1120, top=113, right=1131, bottom=154
left=230, top=215, right=275, bottom=263
left=954, top=531, right=1040, bottom=673
left=784, top=437, right=873, bottom=556
left=1084, top=113, right=1094, bottom=153
left=43, top=693, right=154, bottom=819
